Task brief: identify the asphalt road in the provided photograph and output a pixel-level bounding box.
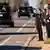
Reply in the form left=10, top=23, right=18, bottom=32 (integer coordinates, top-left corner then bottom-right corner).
left=0, top=12, right=38, bottom=48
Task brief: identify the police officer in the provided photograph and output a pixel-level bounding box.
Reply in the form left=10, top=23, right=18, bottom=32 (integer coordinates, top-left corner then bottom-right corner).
left=44, top=4, right=50, bottom=38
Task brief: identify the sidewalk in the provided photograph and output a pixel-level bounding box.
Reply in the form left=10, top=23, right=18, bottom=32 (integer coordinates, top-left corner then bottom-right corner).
left=28, top=35, right=44, bottom=48
left=28, top=35, right=50, bottom=50
left=42, top=44, right=50, bottom=50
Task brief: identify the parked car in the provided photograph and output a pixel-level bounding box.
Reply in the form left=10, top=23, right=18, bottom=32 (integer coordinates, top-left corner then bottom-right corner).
left=18, top=6, right=30, bottom=18
left=0, top=3, right=14, bottom=27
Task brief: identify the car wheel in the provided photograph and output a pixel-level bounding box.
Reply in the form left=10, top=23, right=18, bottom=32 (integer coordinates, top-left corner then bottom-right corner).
left=18, top=16, right=20, bottom=18
left=10, top=22, right=14, bottom=27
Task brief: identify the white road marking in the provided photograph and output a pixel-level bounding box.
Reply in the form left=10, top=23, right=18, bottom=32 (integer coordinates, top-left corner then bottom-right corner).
left=16, top=41, right=24, bottom=43
left=32, top=28, right=37, bottom=36
left=0, top=18, right=33, bottom=45
left=0, top=36, right=12, bottom=45
left=0, top=28, right=3, bottom=31
left=33, top=28, right=36, bottom=32
left=24, top=37, right=33, bottom=46
left=17, top=18, right=32, bottom=32
left=23, top=24, right=27, bottom=27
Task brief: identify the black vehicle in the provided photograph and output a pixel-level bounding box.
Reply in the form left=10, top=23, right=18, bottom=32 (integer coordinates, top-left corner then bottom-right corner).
left=18, top=6, right=30, bottom=18
left=28, top=6, right=33, bottom=13
left=0, top=3, right=14, bottom=27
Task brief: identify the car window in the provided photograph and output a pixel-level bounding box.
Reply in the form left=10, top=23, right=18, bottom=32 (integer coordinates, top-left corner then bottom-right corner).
left=19, top=7, right=28, bottom=12
left=19, top=7, right=24, bottom=10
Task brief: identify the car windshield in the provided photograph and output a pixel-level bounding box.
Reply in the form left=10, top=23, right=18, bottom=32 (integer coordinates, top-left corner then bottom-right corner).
left=19, top=7, right=26, bottom=10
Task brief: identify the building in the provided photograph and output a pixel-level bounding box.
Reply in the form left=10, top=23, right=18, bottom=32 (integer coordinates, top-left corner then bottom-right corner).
left=0, top=0, right=48, bottom=10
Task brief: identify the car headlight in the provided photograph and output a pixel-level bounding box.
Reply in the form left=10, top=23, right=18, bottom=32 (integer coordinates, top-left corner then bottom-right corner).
left=34, top=10, right=36, bottom=13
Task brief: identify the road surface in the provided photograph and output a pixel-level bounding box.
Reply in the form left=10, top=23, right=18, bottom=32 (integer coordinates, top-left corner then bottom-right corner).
left=0, top=12, right=39, bottom=48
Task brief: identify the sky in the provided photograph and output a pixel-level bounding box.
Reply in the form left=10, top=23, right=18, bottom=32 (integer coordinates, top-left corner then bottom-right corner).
left=28, top=0, right=40, bottom=8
